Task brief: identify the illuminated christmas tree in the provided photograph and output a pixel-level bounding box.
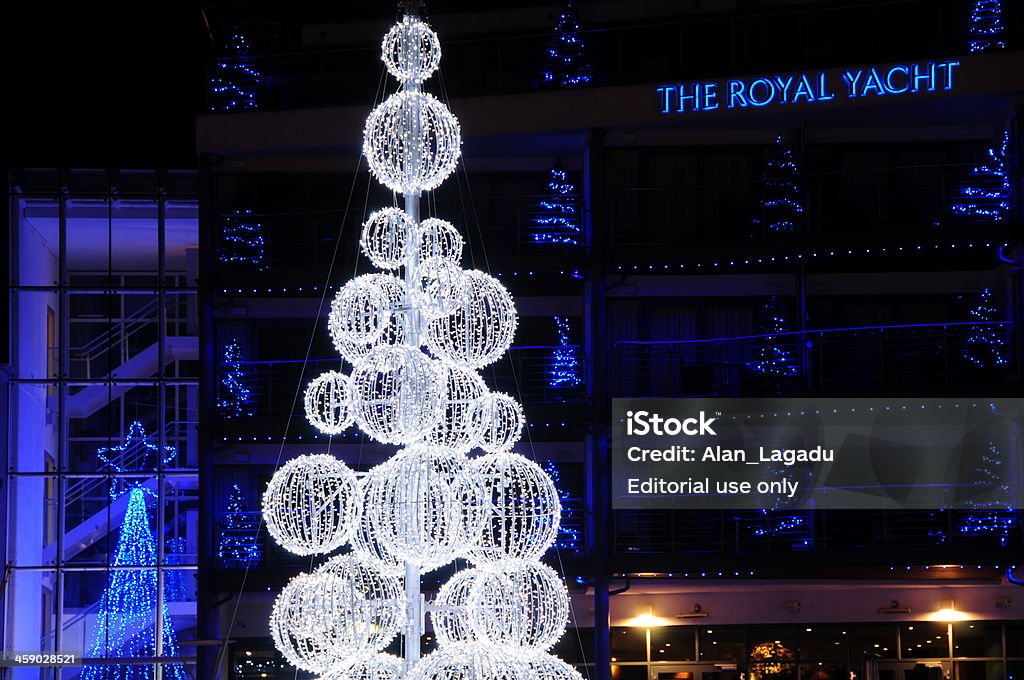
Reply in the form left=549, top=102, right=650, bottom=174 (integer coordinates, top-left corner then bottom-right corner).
left=963, top=288, right=1009, bottom=368
left=952, top=131, right=1011, bottom=222
left=220, top=209, right=267, bottom=270
left=542, top=3, right=592, bottom=87
left=532, top=166, right=581, bottom=245
left=218, top=484, right=263, bottom=567
left=81, top=488, right=188, bottom=680
left=543, top=460, right=582, bottom=553
left=748, top=296, right=800, bottom=377
left=550, top=316, right=582, bottom=389
left=164, top=537, right=189, bottom=602
left=209, top=29, right=262, bottom=112
left=959, top=441, right=1016, bottom=546
left=967, top=0, right=1006, bottom=52
left=752, top=136, right=805, bottom=235
left=218, top=340, right=253, bottom=418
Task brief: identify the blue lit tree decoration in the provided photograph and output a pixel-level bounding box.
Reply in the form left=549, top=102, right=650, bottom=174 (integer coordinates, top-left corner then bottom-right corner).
left=81, top=487, right=188, bottom=680
left=959, top=441, right=1016, bottom=546
left=752, top=136, right=805, bottom=235
left=962, top=288, right=1009, bottom=368
left=209, top=29, right=262, bottom=112
left=532, top=165, right=581, bottom=245
left=747, top=296, right=800, bottom=378
left=542, top=3, right=592, bottom=87
left=164, top=537, right=189, bottom=603
left=543, top=460, right=582, bottom=553
left=220, top=209, right=267, bottom=270
left=967, top=0, right=1006, bottom=52
left=218, top=484, right=263, bottom=568
left=218, top=340, right=253, bottom=419
left=951, top=131, right=1011, bottom=222
left=96, top=421, right=177, bottom=499
left=550, top=316, right=583, bottom=389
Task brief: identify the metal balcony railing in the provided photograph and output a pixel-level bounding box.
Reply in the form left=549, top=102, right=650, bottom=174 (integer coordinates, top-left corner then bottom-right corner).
left=612, top=321, right=1015, bottom=397
left=613, top=508, right=1022, bottom=556
left=219, top=345, right=584, bottom=430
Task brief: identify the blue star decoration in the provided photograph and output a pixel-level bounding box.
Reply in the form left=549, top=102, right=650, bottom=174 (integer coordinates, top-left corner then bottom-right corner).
left=97, top=421, right=177, bottom=499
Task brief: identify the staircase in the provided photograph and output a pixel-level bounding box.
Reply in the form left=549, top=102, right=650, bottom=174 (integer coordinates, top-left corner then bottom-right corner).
left=61, top=336, right=198, bottom=419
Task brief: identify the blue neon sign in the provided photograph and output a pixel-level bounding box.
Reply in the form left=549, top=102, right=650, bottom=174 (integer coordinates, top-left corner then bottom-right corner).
left=657, top=60, right=959, bottom=114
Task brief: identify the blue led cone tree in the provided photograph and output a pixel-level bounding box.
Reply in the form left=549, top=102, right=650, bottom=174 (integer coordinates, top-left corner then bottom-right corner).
left=752, top=136, right=805, bottom=235
left=549, top=316, right=582, bottom=389
left=81, top=488, right=188, bottom=680
left=218, top=340, right=253, bottom=418
left=543, top=460, right=582, bottom=553
left=532, top=166, right=581, bottom=245
left=952, top=131, right=1011, bottom=222
left=748, top=296, right=800, bottom=378
left=963, top=288, right=1009, bottom=368
left=218, top=484, right=263, bottom=567
left=959, top=441, right=1016, bottom=546
left=542, top=3, right=592, bottom=87
left=220, top=209, right=267, bottom=270
left=967, top=0, right=1006, bottom=52
left=209, top=29, right=262, bottom=112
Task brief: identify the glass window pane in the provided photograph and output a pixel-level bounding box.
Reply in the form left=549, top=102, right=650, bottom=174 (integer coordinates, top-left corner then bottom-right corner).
left=800, top=664, right=848, bottom=680
left=66, top=199, right=111, bottom=284
left=799, top=626, right=849, bottom=661
left=112, top=200, right=159, bottom=273
left=14, top=198, right=61, bottom=286
left=956, top=662, right=1004, bottom=680
left=1005, top=625, right=1024, bottom=658
left=13, top=290, right=60, bottom=379
left=701, top=627, right=746, bottom=661
left=650, top=627, right=697, bottom=661
left=901, top=623, right=950, bottom=659
left=611, top=627, right=648, bottom=662
left=5, top=569, right=59, bottom=653
left=953, top=622, right=1002, bottom=658
left=612, top=665, right=649, bottom=680
left=848, top=625, right=897, bottom=659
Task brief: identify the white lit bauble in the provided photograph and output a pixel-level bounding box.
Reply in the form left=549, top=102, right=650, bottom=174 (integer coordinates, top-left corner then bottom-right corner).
left=363, top=91, right=461, bottom=194
left=329, top=274, right=391, bottom=346
left=319, top=653, right=404, bottom=680
left=529, top=654, right=586, bottom=680
left=350, top=478, right=404, bottom=577
left=349, top=345, right=442, bottom=444
left=306, top=555, right=404, bottom=655
left=467, top=559, right=569, bottom=651
left=467, top=392, right=523, bottom=453
left=262, top=454, right=360, bottom=555
left=361, top=208, right=415, bottom=270
left=361, top=445, right=478, bottom=570
left=381, top=15, right=441, bottom=84
left=407, top=643, right=527, bottom=680
left=413, top=256, right=468, bottom=319
left=426, top=270, right=516, bottom=369
left=417, top=217, right=464, bottom=264
left=335, top=275, right=408, bottom=365
left=270, top=573, right=336, bottom=673
left=304, top=370, right=353, bottom=435
left=431, top=568, right=481, bottom=646
left=427, top=364, right=488, bottom=452
left=468, top=452, right=560, bottom=563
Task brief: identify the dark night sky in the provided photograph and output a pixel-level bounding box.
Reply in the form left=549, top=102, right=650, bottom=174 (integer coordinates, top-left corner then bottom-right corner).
left=6, top=4, right=210, bottom=168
